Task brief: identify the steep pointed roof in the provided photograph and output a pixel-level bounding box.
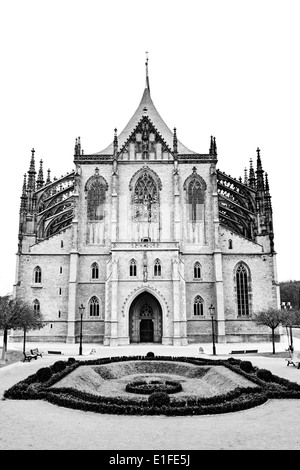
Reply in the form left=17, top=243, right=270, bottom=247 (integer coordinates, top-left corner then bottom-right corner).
left=96, top=79, right=196, bottom=156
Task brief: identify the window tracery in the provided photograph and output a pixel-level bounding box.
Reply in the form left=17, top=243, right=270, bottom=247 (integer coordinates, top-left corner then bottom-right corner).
left=91, top=262, right=99, bottom=279
left=34, top=266, right=42, bottom=284
left=236, top=264, right=250, bottom=316
left=89, top=296, right=100, bottom=317
left=154, top=259, right=161, bottom=277
left=130, top=259, right=137, bottom=277
left=194, top=262, right=201, bottom=279
left=87, top=179, right=106, bottom=221
left=193, top=296, right=204, bottom=316
left=133, top=172, right=158, bottom=222
left=33, top=299, right=40, bottom=313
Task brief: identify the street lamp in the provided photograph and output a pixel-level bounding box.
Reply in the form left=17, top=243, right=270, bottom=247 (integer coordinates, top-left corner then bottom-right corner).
left=209, top=304, right=216, bottom=355
left=79, top=303, right=85, bottom=356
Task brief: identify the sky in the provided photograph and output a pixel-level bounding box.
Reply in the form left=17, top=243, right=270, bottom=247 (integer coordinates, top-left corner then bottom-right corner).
left=0, top=0, right=299, bottom=295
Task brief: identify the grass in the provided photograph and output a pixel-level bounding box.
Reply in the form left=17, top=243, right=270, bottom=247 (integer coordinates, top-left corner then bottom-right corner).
left=0, top=349, right=23, bottom=367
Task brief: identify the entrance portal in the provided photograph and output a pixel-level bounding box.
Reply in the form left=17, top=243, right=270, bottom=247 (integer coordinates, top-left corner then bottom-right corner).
left=129, top=292, right=162, bottom=343
left=140, top=319, right=154, bottom=342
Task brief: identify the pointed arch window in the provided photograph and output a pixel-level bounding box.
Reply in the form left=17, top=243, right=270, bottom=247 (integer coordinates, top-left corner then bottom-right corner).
left=134, top=172, right=159, bottom=222
left=34, top=266, right=42, bottom=284
left=194, top=262, right=201, bottom=279
left=89, top=296, right=100, bottom=317
left=154, top=259, right=161, bottom=277
left=188, top=179, right=205, bottom=221
left=130, top=259, right=137, bottom=277
left=236, top=264, right=250, bottom=316
left=91, top=262, right=99, bottom=280
left=87, top=179, right=106, bottom=221
left=194, top=296, right=204, bottom=316
left=33, top=299, right=40, bottom=313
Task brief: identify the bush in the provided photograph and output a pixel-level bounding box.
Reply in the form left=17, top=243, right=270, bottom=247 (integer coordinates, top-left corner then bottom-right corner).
left=240, top=361, right=254, bottom=373
left=148, top=392, right=170, bottom=407
left=36, top=367, right=53, bottom=383
left=67, top=357, right=76, bottom=364
left=146, top=351, right=155, bottom=358
left=257, top=369, right=273, bottom=382
left=51, top=360, right=67, bottom=373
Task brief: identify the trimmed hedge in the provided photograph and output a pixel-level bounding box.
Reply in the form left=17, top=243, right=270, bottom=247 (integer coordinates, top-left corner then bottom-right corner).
left=4, top=355, right=300, bottom=415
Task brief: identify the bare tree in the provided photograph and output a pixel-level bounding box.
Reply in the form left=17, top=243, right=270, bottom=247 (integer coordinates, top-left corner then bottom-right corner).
left=0, top=296, right=44, bottom=362
left=253, top=308, right=284, bottom=354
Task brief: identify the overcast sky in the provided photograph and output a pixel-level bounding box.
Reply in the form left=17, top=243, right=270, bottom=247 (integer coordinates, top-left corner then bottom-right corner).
left=0, top=0, right=299, bottom=296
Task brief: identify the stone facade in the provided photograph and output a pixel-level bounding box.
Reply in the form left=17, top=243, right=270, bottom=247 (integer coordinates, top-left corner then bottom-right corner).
left=12, top=71, right=281, bottom=346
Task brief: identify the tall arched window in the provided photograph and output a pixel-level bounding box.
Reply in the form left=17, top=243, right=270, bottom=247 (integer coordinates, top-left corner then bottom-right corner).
left=91, top=262, right=99, bottom=279
left=193, top=296, right=204, bottom=316
left=89, top=296, right=100, bottom=317
left=154, top=259, right=161, bottom=277
left=34, top=266, right=42, bottom=284
left=194, top=262, right=201, bottom=279
left=236, top=264, right=250, bottom=316
left=134, top=172, right=158, bottom=222
left=33, top=299, right=40, bottom=313
left=188, top=179, right=205, bottom=221
left=87, top=180, right=106, bottom=221
left=130, top=259, right=137, bottom=277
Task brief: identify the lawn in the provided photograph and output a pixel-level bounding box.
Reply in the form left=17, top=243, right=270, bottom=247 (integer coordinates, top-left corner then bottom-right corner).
left=0, top=349, right=23, bottom=367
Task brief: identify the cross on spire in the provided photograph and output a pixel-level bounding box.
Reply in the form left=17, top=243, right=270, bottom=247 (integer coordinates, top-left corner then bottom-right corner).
left=145, top=51, right=150, bottom=93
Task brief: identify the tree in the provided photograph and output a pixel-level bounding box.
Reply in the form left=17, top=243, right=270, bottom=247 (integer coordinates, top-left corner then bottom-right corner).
left=253, top=308, right=284, bottom=354
left=0, top=296, right=44, bottom=362
left=281, top=308, right=300, bottom=352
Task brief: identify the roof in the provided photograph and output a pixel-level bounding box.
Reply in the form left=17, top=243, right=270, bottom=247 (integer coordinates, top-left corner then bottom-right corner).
left=95, top=86, right=196, bottom=156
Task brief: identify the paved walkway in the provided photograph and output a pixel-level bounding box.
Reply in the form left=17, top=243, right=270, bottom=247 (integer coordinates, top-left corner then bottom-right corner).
left=1, top=336, right=300, bottom=450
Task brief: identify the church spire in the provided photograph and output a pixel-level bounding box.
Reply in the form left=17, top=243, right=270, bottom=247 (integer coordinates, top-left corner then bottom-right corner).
left=248, top=158, right=256, bottom=189
left=20, top=173, right=27, bottom=213
left=256, top=147, right=265, bottom=191
left=46, top=168, right=51, bottom=184
left=27, top=148, right=36, bottom=191
left=145, top=51, right=150, bottom=93
left=36, top=159, right=44, bottom=189
left=173, top=127, right=178, bottom=156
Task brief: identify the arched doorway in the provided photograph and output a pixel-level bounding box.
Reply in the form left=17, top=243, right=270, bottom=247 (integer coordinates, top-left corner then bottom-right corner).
left=129, top=292, right=162, bottom=343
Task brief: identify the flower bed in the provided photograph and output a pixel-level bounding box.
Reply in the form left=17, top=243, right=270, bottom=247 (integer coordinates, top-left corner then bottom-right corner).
left=125, top=379, right=182, bottom=395
left=4, top=355, right=300, bottom=415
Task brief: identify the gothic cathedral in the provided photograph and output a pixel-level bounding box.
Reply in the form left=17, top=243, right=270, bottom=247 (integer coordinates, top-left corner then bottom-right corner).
left=13, top=65, right=280, bottom=346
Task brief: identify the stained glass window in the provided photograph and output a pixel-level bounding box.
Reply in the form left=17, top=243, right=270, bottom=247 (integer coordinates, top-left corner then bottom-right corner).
left=87, top=180, right=106, bottom=221
left=188, top=179, right=204, bottom=221
left=236, top=264, right=250, bottom=316
left=134, top=172, right=158, bottom=222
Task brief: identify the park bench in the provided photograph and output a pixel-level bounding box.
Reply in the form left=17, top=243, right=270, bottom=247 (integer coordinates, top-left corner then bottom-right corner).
left=23, top=350, right=38, bottom=362
left=285, top=350, right=300, bottom=369
left=230, top=349, right=258, bottom=354
left=30, top=348, right=42, bottom=357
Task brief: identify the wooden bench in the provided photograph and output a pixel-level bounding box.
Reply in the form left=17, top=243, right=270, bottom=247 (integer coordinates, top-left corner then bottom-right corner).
left=230, top=349, right=258, bottom=354
left=23, top=350, right=38, bottom=362
left=285, top=351, right=300, bottom=369
left=47, top=350, right=62, bottom=355
left=31, top=348, right=42, bottom=357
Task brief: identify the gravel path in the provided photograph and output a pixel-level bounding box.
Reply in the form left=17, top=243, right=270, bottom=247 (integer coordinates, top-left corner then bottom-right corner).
left=1, top=349, right=300, bottom=450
